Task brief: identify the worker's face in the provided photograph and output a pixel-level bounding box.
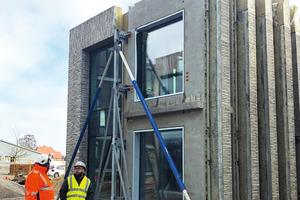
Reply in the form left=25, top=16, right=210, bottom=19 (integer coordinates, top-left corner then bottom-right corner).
left=74, top=166, right=85, bottom=176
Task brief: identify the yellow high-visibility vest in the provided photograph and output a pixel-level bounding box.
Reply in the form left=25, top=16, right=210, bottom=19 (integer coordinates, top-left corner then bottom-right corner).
left=67, top=175, right=91, bottom=199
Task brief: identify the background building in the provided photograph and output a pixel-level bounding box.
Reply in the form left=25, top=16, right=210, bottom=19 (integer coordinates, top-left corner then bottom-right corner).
left=66, top=0, right=300, bottom=199
left=0, top=140, right=41, bottom=166
left=36, top=145, right=64, bottom=161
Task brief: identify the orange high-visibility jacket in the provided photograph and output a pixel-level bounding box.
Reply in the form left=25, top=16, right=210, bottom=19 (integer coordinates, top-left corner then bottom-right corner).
left=25, top=164, right=55, bottom=200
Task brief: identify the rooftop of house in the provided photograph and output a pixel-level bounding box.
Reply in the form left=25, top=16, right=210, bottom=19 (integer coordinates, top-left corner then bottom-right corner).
left=36, top=145, right=64, bottom=161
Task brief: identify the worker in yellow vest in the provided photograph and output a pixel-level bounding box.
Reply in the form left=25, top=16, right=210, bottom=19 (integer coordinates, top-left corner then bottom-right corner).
left=59, top=161, right=93, bottom=200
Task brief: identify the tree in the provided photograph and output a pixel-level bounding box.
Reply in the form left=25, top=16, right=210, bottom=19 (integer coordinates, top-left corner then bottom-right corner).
left=18, top=134, right=37, bottom=150
left=9, top=128, right=37, bottom=160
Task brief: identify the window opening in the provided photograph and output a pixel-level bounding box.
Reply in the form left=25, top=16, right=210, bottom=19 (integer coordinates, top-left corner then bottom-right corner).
left=136, top=12, right=184, bottom=99
left=135, top=128, right=183, bottom=200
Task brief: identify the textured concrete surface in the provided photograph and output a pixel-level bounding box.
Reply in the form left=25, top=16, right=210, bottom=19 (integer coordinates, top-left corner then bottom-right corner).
left=291, top=14, right=300, bottom=195
left=208, top=0, right=232, bottom=199
left=256, top=0, right=279, bottom=198
left=236, top=7, right=259, bottom=200
left=273, top=0, right=297, bottom=199
left=67, top=0, right=300, bottom=199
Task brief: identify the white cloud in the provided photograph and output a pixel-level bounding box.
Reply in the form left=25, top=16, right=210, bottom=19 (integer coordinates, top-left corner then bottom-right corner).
left=0, top=0, right=136, bottom=155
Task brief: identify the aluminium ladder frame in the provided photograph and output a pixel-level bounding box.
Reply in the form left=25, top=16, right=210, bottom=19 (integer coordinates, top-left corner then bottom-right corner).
left=94, top=28, right=131, bottom=200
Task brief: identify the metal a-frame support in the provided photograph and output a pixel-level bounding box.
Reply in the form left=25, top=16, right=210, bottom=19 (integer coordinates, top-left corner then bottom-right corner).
left=94, top=29, right=130, bottom=200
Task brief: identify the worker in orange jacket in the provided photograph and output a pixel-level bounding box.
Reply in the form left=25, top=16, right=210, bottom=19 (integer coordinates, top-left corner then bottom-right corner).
left=25, top=154, right=55, bottom=200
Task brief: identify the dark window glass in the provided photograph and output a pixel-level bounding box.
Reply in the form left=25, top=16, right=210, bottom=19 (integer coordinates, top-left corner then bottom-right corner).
left=136, top=13, right=184, bottom=99
left=139, top=129, right=183, bottom=200
left=88, top=44, right=122, bottom=199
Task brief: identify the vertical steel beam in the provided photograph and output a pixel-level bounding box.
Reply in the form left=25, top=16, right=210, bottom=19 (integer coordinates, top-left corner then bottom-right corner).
left=111, top=29, right=120, bottom=200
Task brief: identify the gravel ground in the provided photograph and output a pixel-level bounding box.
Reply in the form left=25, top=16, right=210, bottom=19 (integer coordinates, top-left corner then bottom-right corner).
left=0, top=178, right=24, bottom=199
left=51, top=175, right=64, bottom=195
left=0, top=165, right=66, bottom=199
left=0, top=173, right=62, bottom=199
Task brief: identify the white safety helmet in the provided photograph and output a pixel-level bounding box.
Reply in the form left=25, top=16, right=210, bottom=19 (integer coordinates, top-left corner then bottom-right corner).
left=36, top=154, right=50, bottom=165
left=74, top=161, right=86, bottom=170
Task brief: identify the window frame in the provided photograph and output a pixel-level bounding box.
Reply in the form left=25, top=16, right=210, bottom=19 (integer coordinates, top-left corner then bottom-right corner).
left=132, top=127, right=185, bottom=200
left=135, top=10, right=184, bottom=101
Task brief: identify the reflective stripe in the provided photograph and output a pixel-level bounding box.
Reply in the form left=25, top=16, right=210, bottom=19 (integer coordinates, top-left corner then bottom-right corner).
left=69, top=188, right=86, bottom=192
left=84, top=178, right=90, bottom=191
left=67, top=194, right=86, bottom=198
left=32, top=170, right=48, bottom=187
left=69, top=175, right=73, bottom=189
left=38, top=172, right=48, bottom=187
left=40, top=187, right=53, bottom=191
left=25, top=190, right=38, bottom=195
left=28, top=171, right=35, bottom=176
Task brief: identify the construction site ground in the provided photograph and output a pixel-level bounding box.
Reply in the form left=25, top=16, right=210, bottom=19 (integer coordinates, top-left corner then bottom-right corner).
left=0, top=166, right=63, bottom=199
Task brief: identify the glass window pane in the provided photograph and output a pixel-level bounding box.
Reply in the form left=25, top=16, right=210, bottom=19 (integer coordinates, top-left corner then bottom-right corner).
left=88, top=44, right=122, bottom=199
left=100, top=110, right=105, bottom=127
left=137, top=14, right=184, bottom=99
left=139, top=129, right=183, bottom=200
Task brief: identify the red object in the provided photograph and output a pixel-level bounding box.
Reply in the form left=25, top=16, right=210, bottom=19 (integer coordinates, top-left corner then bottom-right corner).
left=5, top=176, right=7, bottom=180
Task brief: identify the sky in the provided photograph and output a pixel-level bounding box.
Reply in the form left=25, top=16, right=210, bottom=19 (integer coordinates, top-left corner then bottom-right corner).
left=0, top=0, right=300, bottom=157
left=0, top=0, right=137, bottom=156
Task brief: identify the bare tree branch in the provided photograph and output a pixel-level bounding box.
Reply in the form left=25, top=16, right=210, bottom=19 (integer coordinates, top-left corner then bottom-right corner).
left=9, top=127, right=37, bottom=160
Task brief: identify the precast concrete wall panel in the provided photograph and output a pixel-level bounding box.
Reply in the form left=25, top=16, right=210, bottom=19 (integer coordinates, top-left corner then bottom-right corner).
left=126, top=111, right=205, bottom=198
left=236, top=0, right=259, bottom=199
left=255, top=0, right=279, bottom=198
left=208, top=0, right=232, bottom=199
left=291, top=16, right=300, bottom=195
left=273, top=0, right=297, bottom=199
left=67, top=6, right=121, bottom=169
left=283, top=3, right=298, bottom=198
left=125, top=0, right=206, bottom=199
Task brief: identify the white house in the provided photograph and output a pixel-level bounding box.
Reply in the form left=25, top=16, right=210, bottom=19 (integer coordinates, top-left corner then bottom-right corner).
left=0, top=140, right=41, bottom=167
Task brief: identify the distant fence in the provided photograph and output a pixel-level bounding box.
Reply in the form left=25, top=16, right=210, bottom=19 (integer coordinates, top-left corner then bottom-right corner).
left=9, top=164, right=34, bottom=175
left=0, top=158, right=35, bottom=176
